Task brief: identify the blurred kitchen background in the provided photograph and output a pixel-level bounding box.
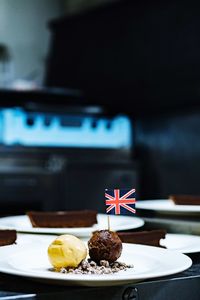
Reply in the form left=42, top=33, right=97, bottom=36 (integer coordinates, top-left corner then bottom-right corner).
left=0, top=0, right=116, bottom=88
left=0, top=0, right=200, bottom=216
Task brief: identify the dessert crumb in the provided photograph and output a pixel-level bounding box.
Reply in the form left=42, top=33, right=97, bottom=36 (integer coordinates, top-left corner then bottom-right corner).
left=60, top=259, right=133, bottom=275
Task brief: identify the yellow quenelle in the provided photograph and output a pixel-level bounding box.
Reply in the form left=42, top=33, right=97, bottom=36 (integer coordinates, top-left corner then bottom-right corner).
left=48, top=234, right=87, bottom=270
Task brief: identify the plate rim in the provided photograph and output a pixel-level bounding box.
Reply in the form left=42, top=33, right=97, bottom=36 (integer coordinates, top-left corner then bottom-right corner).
left=136, top=199, right=200, bottom=213
left=162, top=233, right=200, bottom=254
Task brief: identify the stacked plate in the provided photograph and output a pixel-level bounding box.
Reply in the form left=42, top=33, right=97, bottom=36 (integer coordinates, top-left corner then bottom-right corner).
left=136, top=199, right=200, bottom=235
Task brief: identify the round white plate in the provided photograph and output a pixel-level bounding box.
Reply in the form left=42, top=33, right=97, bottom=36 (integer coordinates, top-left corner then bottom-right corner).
left=0, top=214, right=144, bottom=237
left=136, top=199, right=200, bottom=215
left=161, top=233, right=200, bottom=253
left=0, top=243, right=192, bottom=287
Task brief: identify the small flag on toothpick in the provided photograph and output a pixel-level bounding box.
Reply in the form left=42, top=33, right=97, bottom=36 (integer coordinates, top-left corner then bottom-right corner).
left=105, top=188, right=136, bottom=215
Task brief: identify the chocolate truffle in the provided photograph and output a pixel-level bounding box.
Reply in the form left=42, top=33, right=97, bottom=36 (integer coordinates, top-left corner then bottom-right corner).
left=88, top=230, right=122, bottom=263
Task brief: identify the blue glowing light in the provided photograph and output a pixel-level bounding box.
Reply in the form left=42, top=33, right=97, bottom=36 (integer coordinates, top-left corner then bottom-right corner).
left=0, top=108, right=132, bottom=148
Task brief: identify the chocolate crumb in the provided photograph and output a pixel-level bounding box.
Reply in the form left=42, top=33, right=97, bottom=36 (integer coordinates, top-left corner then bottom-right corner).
left=59, top=259, right=133, bottom=275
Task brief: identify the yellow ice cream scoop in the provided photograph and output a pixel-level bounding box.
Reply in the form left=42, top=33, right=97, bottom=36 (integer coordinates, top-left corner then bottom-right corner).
left=48, top=234, right=87, bottom=270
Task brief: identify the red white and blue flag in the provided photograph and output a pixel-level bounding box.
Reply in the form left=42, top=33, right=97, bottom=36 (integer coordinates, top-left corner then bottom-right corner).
left=105, top=188, right=136, bottom=215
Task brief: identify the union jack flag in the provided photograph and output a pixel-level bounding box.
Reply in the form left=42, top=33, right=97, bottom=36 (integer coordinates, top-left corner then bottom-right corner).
left=105, top=188, right=136, bottom=215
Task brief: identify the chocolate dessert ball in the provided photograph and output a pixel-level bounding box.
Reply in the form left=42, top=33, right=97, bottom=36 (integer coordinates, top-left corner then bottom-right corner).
left=88, top=230, right=122, bottom=263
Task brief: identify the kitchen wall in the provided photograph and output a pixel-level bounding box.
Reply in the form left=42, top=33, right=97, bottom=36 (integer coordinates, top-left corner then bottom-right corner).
left=0, top=0, right=118, bottom=88
left=0, top=0, right=64, bottom=86
left=64, top=0, right=118, bottom=15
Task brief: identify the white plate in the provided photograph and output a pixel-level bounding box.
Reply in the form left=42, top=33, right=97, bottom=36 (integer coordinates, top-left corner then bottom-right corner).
left=136, top=199, right=200, bottom=215
left=161, top=233, right=200, bottom=254
left=0, top=233, right=58, bottom=258
left=0, top=214, right=144, bottom=237
left=0, top=242, right=192, bottom=287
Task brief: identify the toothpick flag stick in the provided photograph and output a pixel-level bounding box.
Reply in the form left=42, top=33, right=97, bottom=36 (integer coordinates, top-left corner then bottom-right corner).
left=107, top=215, right=110, bottom=231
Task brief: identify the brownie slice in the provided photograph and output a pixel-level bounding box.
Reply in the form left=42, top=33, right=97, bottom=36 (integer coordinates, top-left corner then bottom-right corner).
left=170, top=194, right=200, bottom=205
left=27, top=210, right=97, bottom=228
left=117, top=229, right=166, bottom=247
left=0, top=230, right=17, bottom=246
